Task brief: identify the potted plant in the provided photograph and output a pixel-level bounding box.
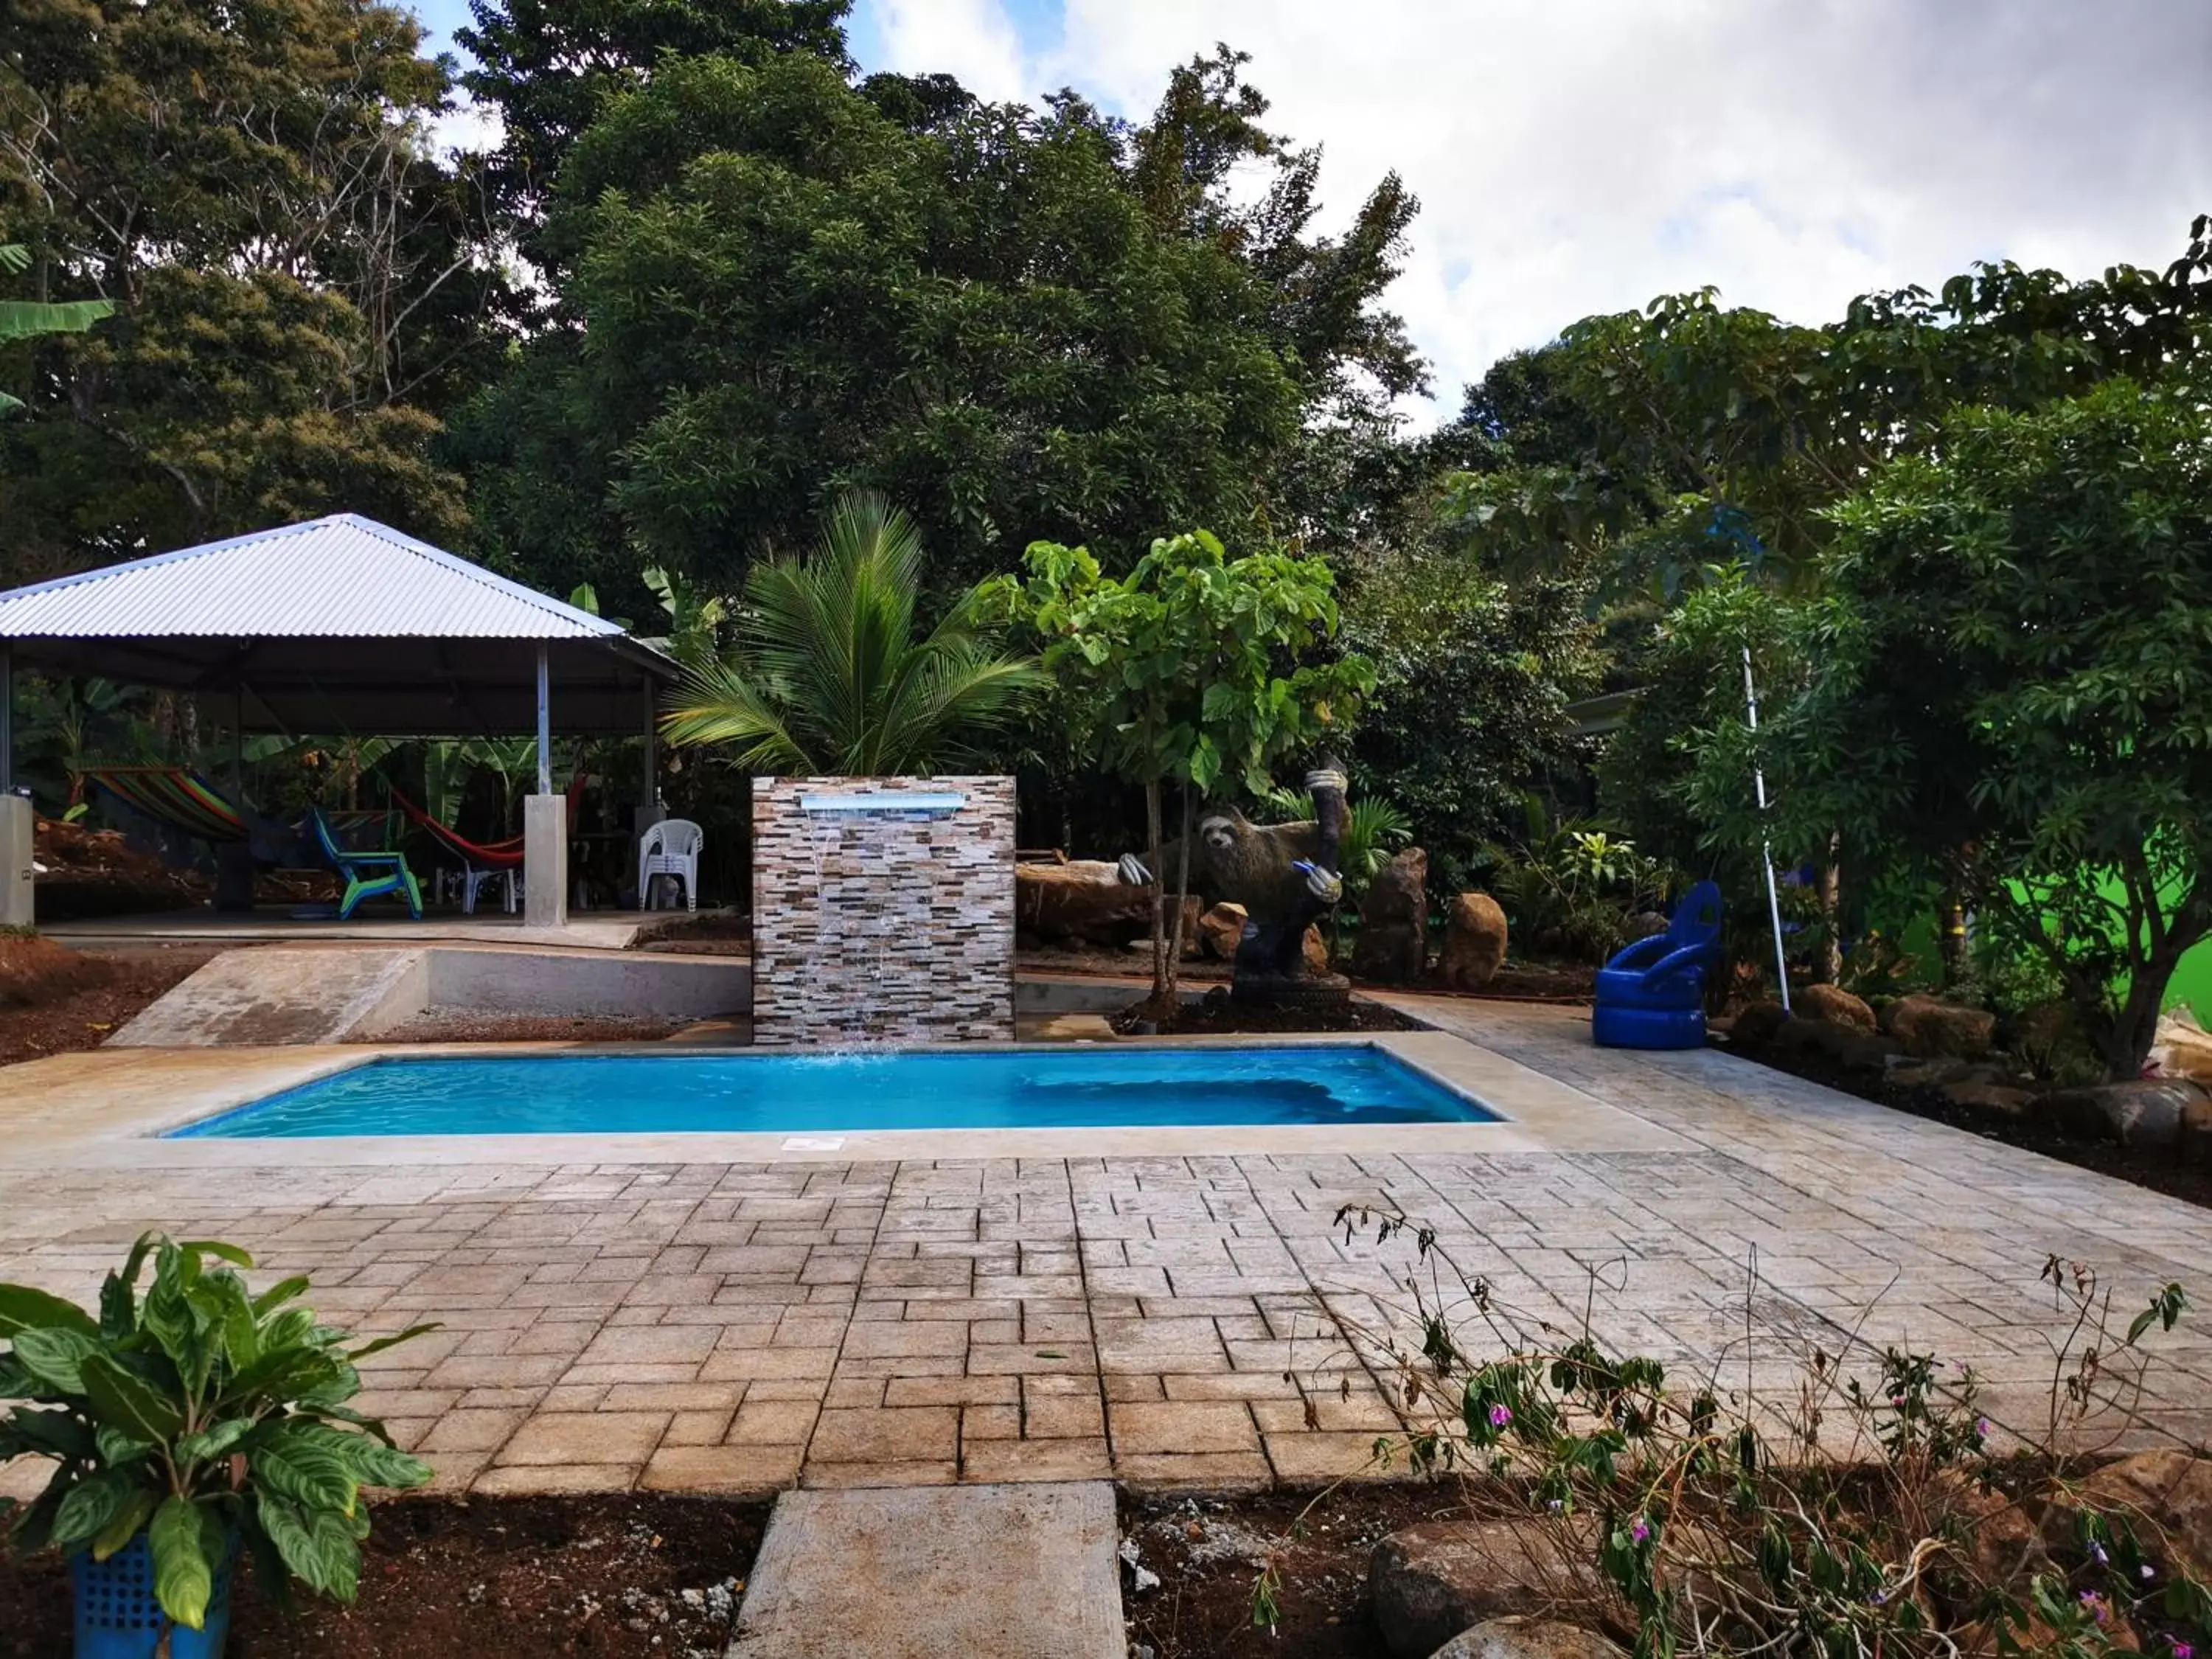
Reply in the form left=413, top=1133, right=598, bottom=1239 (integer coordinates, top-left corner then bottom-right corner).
left=0, top=1233, right=435, bottom=1656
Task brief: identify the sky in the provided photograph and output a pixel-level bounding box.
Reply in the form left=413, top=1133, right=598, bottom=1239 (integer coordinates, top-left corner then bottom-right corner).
left=408, top=0, right=2212, bottom=426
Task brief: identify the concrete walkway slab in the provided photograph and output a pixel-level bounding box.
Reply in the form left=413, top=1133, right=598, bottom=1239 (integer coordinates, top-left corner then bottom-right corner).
left=727, top=1481, right=1124, bottom=1659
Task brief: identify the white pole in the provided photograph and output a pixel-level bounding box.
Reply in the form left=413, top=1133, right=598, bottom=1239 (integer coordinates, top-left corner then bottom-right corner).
left=535, top=644, right=552, bottom=797
left=1743, top=645, right=1792, bottom=1012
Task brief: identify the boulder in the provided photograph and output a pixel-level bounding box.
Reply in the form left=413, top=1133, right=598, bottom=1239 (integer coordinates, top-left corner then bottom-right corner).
left=1770, top=1016, right=1901, bottom=1074
left=1436, top=891, right=1510, bottom=990
left=1015, top=860, right=1154, bottom=945
left=1352, top=847, right=1429, bottom=986
left=1197, top=902, right=1248, bottom=961
left=2048, top=1451, right=2212, bottom=1583
left=2150, top=1007, right=2212, bottom=1085
left=1796, top=982, right=1876, bottom=1030
left=1430, top=1618, right=1627, bottom=1659
left=1884, top=993, right=1997, bottom=1060
left=1727, top=999, right=1790, bottom=1051
left=1370, top=1520, right=1579, bottom=1658
left=2005, top=998, right=2085, bottom=1075
left=2042, top=1077, right=2208, bottom=1150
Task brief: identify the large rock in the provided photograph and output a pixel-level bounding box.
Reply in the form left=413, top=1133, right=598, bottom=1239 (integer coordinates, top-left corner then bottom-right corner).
left=1940, top=1077, right=2038, bottom=1117
left=1436, top=892, right=1509, bottom=990
left=1796, top=982, right=1876, bottom=1030
left=2042, top=1078, right=2208, bottom=1150
left=1727, top=999, right=1790, bottom=1051
left=1430, top=1618, right=1626, bottom=1659
left=1770, top=1015, right=1901, bottom=1074
left=1352, top=847, right=1429, bottom=985
left=1015, top=860, right=1155, bottom=945
left=2151, top=1008, right=2212, bottom=1085
left=1369, top=1520, right=1578, bottom=1658
left=1883, top=993, right=1997, bottom=1060
left=2046, top=1451, right=2212, bottom=1583
left=1197, top=902, right=1248, bottom=961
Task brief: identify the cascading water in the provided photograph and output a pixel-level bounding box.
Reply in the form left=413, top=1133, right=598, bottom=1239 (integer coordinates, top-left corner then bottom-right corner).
left=795, top=789, right=967, bottom=1051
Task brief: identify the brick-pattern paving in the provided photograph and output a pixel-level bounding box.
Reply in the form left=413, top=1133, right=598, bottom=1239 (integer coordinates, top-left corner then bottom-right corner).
left=6, top=1001, right=2212, bottom=1499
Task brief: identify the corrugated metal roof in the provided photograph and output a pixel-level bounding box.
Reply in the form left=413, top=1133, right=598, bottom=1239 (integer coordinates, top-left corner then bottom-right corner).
left=0, top=514, right=625, bottom=641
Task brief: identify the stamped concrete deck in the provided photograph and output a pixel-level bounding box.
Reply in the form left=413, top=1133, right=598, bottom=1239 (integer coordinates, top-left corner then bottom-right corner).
left=3, top=999, right=2211, bottom=1503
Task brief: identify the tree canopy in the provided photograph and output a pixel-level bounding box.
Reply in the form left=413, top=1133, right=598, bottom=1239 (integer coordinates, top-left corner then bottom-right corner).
left=0, top=0, right=502, bottom=582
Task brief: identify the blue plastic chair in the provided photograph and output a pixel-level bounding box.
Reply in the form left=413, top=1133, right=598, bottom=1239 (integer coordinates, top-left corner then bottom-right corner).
left=1591, top=880, right=1722, bottom=1049
left=309, top=805, right=423, bottom=921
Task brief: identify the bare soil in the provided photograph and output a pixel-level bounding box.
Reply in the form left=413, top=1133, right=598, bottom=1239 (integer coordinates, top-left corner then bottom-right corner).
left=0, top=939, right=223, bottom=1065
left=0, top=1492, right=766, bottom=1659
left=1121, top=1484, right=1461, bottom=1659
left=633, top=911, right=752, bottom=956
left=1118, top=995, right=1426, bottom=1037
left=1735, top=1040, right=2212, bottom=1211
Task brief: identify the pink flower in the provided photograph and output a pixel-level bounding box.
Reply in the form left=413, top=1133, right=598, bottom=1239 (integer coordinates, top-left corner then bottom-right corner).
left=1630, top=1517, right=1651, bottom=1545
left=2079, top=1591, right=2109, bottom=1627
left=2170, top=1642, right=2190, bottom=1659
left=1488, top=1404, right=1513, bottom=1429
left=1974, top=1416, right=1991, bottom=1440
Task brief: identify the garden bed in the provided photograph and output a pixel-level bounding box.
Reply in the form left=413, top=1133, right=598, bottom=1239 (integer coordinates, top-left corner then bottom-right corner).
left=0, top=939, right=222, bottom=1065
left=0, top=1492, right=767, bottom=1659
left=1120, top=1484, right=1451, bottom=1659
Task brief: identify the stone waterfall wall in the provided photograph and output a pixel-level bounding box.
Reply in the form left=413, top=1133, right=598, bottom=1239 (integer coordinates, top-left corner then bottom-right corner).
left=751, top=776, right=1015, bottom=1046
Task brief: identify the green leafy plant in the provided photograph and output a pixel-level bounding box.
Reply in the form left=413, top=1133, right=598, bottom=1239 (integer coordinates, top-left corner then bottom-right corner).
left=1262, top=787, right=1413, bottom=900
left=1489, top=800, right=1674, bottom=964
left=662, top=492, right=1046, bottom=776
left=1010, top=529, right=1374, bottom=1006
left=0, top=1234, right=434, bottom=1633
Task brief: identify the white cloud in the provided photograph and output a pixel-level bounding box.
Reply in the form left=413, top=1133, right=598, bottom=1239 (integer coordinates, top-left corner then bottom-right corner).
left=854, top=0, right=2212, bottom=425
left=867, top=0, right=1035, bottom=102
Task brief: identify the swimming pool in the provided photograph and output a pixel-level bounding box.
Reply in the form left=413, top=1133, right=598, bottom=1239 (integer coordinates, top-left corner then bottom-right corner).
left=167, top=1046, right=1498, bottom=1138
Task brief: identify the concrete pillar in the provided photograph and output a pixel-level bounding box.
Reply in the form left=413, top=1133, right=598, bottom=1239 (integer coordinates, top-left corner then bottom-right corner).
left=524, top=793, right=568, bottom=929
left=0, top=793, right=31, bottom=929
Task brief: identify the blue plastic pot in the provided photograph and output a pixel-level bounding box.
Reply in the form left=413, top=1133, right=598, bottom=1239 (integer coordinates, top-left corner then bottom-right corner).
left=71, top=1529, right=236, bottom=1659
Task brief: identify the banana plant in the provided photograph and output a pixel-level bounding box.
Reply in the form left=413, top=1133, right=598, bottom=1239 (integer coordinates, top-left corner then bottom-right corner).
left=0, top=244, right=113, bottom=416
left=0, top=1234, right=433, bottom=1633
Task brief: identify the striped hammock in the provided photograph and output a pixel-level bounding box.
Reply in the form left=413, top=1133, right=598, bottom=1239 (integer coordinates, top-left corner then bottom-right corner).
left=82, top=766, right=250, bottom=845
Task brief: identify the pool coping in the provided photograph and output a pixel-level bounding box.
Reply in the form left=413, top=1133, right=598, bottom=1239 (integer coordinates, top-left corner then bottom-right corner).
left=0, top=1029, right=1688, bottom=1169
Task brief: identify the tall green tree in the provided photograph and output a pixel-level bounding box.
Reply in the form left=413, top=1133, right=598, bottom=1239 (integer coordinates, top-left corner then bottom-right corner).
left=456, top=0, right=853, bottom=251
left=0, top=0, right=504, bottom=581
left=661, top=492, right=1045, bottom=776
left=453, top=46, right=1423, bottom=604
left=1669, top=375, right=2212, bottom=1077
left=1011, top=529, right=1370, bottom=1004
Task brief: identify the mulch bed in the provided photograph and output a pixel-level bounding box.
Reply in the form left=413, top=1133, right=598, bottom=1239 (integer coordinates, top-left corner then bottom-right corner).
left=0, top=939, right=223, bottom=1065
left=0, top=1493, right=767, bottom=1659
left=1123, top=995, right=1426, bottom=1037
left=1733, top=1040, right=2212, bottom=1211
left=1121, top=1484, right=1459, bottom=1659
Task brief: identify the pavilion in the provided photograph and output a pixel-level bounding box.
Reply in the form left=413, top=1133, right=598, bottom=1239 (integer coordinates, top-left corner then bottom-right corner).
left=0, top=513, right=681, bottom=928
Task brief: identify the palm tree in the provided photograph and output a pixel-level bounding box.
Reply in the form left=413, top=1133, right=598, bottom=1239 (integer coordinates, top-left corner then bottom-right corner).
left=661, top=493, right=1046, bottom=776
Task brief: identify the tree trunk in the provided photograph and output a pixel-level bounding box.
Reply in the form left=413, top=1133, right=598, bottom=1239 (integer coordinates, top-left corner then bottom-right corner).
left=1144, top=777, right=1166, bottom=1002
left=1817, top=838, right=1843, bottom=984
left=1165, top=781, right=1195, bottom=1004
left=1936, top=897, right=1969, bottom=990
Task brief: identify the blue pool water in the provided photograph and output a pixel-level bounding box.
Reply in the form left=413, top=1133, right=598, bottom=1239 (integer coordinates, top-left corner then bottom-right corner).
left=167, top=1046, right=1495, bottom=1138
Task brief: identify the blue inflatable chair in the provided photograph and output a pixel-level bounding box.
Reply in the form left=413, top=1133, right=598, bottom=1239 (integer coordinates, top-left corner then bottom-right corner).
left=1592, top=880, right=1722, bottom=1049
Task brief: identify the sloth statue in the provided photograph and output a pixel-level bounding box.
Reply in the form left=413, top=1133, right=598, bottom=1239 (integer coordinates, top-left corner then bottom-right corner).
left=1115, top=760, right=1352, bottom=1006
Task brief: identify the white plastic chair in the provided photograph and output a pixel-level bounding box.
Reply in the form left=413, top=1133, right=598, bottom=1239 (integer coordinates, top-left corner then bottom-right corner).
left=637, top=818, right=704, bottom=911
